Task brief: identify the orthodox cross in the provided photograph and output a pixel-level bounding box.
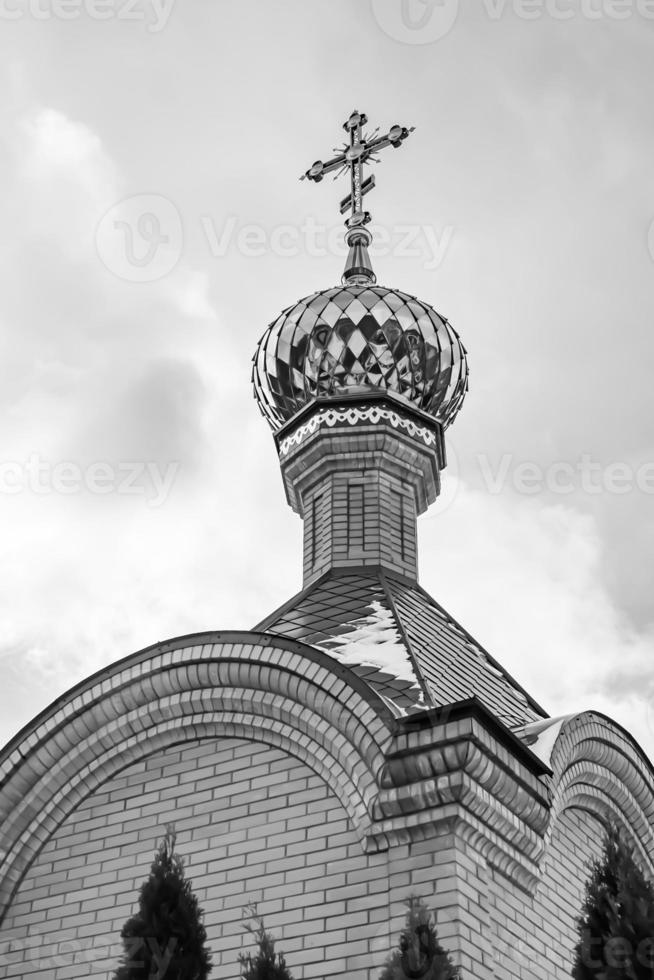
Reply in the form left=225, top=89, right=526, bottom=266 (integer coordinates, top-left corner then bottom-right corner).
left=300, top=110, right=414, bottom=236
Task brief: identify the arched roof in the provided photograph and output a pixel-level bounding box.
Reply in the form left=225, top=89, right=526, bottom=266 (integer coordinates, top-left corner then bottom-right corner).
left=520, top=711, right=654, bottom=875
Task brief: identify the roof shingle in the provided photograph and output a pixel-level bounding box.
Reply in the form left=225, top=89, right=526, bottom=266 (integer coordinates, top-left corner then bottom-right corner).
left=255, top=570, right=547, bottom=728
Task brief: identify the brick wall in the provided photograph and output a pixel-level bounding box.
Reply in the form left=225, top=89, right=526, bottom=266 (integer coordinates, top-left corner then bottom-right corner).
left=488, top=807, right=603, bottom=979
left=380, top=808, right=604, bottom=980
left=0, top=737, right=392, bottom=980
left=302, top=469, right=418, bottom=584
left=0, top=734, right=608, bottom=980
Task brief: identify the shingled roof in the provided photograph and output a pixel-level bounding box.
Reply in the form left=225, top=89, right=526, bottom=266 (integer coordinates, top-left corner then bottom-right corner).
left=255, top=569, right=548, bottom=728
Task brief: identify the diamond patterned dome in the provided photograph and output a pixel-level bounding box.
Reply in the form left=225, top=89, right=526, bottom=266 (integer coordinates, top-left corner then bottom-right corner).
left=252, top=284, right=468, bottom=430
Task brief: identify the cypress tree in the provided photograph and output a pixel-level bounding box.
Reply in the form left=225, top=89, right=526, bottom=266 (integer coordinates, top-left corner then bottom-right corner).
left=572, top=819, right=654, bottom=978
left=379, top=896, right=460, bottom=980
left=114, top=826, right=212, bottom=980
left=238, top=904, right=294, bottom=980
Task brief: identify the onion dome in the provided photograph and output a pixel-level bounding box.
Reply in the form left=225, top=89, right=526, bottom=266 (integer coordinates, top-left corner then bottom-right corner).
left=252, top=283, right=468, bottom=431
left=252, top=109, right=469, bottom=432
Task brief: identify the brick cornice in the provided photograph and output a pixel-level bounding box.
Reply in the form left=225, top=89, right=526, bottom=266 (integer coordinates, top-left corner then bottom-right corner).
left=277, top=400, right=443, bottom=460
left=273, top=391, right=445, bottom=451
left=370, top=706, right=552, bottom=893
left=367, top=804, right=542, bottom=894
left=390, top=698, right=551, bottom=778
left=278, top=406, right=443, bottom=518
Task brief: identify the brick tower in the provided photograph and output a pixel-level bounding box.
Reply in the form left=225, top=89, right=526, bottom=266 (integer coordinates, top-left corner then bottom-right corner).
left=0, top=110, right=653, bottom=980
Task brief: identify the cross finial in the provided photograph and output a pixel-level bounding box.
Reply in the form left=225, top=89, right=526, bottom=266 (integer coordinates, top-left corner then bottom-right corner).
left=300, top=110, right=415, bottom=285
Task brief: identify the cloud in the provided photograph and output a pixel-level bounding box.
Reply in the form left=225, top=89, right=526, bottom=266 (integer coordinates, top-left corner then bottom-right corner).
left=0, top=105, right=235, bottom=743
left=421, top=480, right=654, bottom=758
left=0, top=17, right=652, bottom=778
left=69, top=356, right=209, bottom=471
left=17, top=108, right=118, bottom=253
left=0, top=102, right=306, bottom=750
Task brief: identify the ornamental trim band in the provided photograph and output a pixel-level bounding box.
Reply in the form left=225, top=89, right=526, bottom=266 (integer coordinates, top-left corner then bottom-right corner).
left=278, top=403, right=438, bottom=457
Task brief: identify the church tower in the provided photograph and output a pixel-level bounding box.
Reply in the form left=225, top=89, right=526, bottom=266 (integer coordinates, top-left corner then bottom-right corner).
left=250, top=110, right=539, bottom=728
left=0, top=110, right=653, bottom=980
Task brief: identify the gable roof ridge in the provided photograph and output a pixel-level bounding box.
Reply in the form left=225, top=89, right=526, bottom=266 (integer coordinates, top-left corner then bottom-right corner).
left=378, top=570, right=435, bottom=709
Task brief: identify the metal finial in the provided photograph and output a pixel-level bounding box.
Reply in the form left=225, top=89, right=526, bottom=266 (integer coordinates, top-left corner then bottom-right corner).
left=300, top=110, right=414, bottom=285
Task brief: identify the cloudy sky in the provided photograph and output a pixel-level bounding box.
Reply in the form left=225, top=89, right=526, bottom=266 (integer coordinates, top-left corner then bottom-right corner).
left=0, top=0, right=653, bottom=761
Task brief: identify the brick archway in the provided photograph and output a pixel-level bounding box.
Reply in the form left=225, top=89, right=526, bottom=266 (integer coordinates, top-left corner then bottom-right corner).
left=0, top=631, right=396, bottom=925
left=547, top=711, right=654, bottom=874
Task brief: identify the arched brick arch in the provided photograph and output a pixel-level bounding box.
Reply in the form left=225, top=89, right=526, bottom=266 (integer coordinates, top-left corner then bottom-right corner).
left=547, top=711, right=654, bottom=875
left=0, top=631, right=396, bottom=926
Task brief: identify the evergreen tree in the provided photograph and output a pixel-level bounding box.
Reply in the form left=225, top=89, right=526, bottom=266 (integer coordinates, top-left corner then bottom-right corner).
left=572, top=819, right=654, bottom=979
left=238, top=904, right=294, bottom=980
left=114, top=826, right=212, bottom=980
left=379, top=896, right=460, bottom=980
